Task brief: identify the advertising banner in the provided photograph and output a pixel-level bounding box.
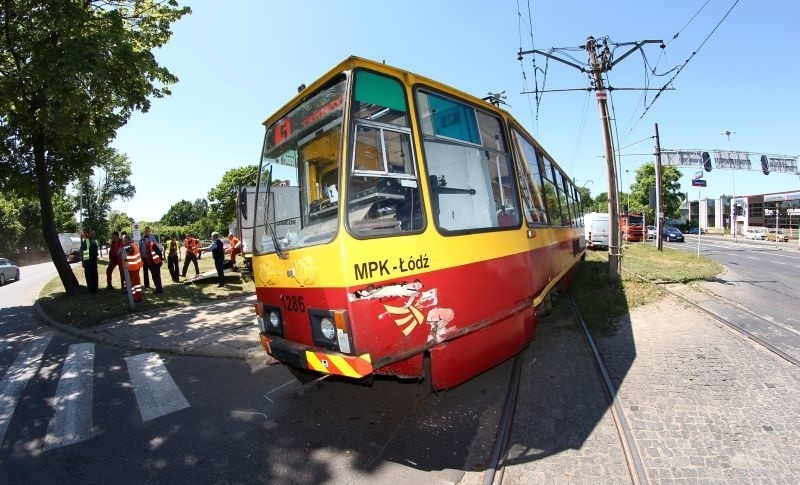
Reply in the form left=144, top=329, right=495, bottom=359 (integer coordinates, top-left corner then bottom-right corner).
left=714, top=150, right=752, bottom=170
left=663, top=150, right=703, bottom=167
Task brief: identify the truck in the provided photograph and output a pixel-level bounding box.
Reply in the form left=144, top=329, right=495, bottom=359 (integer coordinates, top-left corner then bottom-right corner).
left=620, top=213, right=646, bottom=242
left=58, top=233, right=81, bottom=263
left=584, top=212, right=610, bottom=250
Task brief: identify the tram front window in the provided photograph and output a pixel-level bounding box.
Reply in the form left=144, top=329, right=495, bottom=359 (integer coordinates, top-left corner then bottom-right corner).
left=255, top=77, right=346, bottom=255
left=347, top=70, right=424, bottom=237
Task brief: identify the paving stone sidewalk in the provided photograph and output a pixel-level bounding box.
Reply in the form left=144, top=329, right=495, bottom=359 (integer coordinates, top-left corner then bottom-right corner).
left=496, top=294, right=800, bottom=484
left=36, top=295, right=268, bottom=360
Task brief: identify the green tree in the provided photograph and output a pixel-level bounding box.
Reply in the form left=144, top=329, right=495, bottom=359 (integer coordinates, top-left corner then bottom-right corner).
left=207, top=166, right=258, bottom=233
left=18, top=191, right=76, bottom=250
left=630, top=162, right=685, bottom=221
left=593, top=192, right=610, bottom=213
left=107, top=210, right=135, bottom=235
left=0, top=1, right=190, bottom=294
left=79, top=148, right=136, bottom=241
left=0, top=196, right=24, bottom=252
left=577, top=186, right=594, bottom=213
left=162, top=198, right=206, bottom=226
left=0, top=191, right=75, bottom=253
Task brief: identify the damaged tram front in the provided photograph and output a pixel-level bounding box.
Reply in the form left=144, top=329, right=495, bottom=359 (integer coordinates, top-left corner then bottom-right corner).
left=252, top=57, right=583, bottom=390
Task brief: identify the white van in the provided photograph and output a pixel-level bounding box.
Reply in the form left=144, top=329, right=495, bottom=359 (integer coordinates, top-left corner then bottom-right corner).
left=584, top=212, right=610, bottom=250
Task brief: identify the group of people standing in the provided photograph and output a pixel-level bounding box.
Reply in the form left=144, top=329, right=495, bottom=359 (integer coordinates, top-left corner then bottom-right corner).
left=80, top=228, right=243, bottom=301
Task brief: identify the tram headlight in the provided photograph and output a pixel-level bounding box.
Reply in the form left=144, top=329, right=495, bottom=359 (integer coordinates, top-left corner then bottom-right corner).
left=319, top=318, right=335, bottom=341
left=309, top=308, right=350, bottom=352
left=260, top=305, right=283, bottom=337
left=269, top=311, right=281, bottom=328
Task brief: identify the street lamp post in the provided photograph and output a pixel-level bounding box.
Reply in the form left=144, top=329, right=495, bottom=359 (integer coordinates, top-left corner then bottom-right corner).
left=722, top=130, right=736, bottom=241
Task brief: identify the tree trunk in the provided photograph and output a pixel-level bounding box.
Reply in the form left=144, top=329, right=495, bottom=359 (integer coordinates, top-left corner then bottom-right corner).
left=33, top=130, right=80, bottom=295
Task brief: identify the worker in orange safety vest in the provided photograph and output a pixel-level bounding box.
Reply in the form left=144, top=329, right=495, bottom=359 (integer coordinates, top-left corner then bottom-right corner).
left=182, top=233, right=200, bottom=277
left=122, top=235, right=144, bottom=302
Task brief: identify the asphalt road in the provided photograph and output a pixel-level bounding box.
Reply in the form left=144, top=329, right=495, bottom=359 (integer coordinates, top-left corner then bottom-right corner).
left=668, top=235, right=800, bottom=335
left=0, top=261, right=504, bottom=484
left=5, top=238, right=796, bottom=483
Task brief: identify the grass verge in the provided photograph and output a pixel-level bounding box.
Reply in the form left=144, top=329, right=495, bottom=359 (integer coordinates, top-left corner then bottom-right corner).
left=571, top=243, right=722, bottom=335
left=38, top=256, right=255, bottom=328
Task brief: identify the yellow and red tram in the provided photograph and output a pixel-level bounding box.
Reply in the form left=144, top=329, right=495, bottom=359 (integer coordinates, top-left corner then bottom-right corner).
left=252, top=57, right=585, bottom=390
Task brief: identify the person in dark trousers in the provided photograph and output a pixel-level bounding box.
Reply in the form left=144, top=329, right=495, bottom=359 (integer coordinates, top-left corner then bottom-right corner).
left=106, top=231, right=123, bottom=289
left=82, top=230, right=100, bottom=293
left=199, top=231, right=226, bottom=287
left=164, top=234, right=181, bottom=283
left=182, top=233, right=200, bottom=277
left=143, top=233, right=164, bottom=294
left=139, top=226, right=158, bottom=288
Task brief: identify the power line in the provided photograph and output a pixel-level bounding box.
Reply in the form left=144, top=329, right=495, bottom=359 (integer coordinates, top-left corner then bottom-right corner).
left=632, top=0, right=740, bottom=130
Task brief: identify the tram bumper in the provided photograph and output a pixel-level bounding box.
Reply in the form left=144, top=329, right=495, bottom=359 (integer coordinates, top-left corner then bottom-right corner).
left=260, top=333, right=373, bottom=379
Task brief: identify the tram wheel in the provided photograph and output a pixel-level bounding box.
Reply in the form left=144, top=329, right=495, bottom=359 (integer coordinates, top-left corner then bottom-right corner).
left=542, top=292, right=553, bottom=316
left=420, top=353, right=437, bottom=393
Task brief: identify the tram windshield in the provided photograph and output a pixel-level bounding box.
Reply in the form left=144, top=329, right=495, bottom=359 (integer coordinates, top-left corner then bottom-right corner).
left=254, top=77, right=346, bottom=255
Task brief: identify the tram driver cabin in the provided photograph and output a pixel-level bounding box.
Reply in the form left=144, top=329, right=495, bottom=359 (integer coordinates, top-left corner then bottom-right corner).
left=251, top=57, right=586, bottom=390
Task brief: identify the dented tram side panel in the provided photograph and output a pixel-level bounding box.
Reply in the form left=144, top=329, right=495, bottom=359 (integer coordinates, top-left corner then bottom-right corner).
left=253, top=57, right=585, bottom=390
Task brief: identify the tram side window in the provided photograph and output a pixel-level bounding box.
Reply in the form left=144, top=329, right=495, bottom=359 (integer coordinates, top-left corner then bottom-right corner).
left=556, top=169, right=572, bottom=226
left=348, top=70, right=424, bottom=237
left=416, top=90, right=520, bottom=232
left=571, top=185, right=583, bottom=226
left=539, top=154, right=564, bottom=226
left=510, top=129, right=548, bottom=225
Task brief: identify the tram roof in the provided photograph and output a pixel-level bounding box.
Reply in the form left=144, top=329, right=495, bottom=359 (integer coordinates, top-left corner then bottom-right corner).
left=261, top=56, right=512, bottom=129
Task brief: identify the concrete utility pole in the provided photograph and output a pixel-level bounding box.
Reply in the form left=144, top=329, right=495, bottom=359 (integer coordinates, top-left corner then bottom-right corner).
left=654, top=123, right=664, bottom=251
left=518, top=36, right=663, bottom=282
left=585, top=36, right=622, bottom=280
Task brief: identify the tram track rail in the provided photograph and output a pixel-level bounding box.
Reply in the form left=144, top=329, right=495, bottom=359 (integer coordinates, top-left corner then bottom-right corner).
left=484, top=295, right=649, bottom=485
left=570, top=294, right=648, bottom=485
left=623, top=256, right=800, bottom=368
left=652, top=281, right=800, bottom=369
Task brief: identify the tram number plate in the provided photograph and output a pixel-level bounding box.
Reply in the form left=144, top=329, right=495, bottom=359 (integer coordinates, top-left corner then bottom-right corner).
left=280, top=295, right=305, bottom=312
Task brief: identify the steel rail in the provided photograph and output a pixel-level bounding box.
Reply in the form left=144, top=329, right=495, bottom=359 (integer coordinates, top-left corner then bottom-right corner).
left=483, top=353, right=523, bottom=485
left=569, top=294, right=649, bottom=485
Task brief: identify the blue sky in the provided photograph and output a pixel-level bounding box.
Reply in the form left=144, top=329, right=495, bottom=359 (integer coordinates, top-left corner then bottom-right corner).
left=110, top=0, right=800, bottom=222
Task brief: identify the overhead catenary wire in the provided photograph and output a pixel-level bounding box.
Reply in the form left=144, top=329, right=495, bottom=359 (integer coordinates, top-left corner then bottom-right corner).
left=632, top=0, right=740, bottom=131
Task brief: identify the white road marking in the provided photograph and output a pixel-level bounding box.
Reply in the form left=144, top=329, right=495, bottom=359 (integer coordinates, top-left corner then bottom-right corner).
left=125, top=353, right=190, bottom=422
left=767, top=261, right=787, bottom=265
left=44, top=343, right=95, bottom=450
left=0, top=333, right=54, bottom=445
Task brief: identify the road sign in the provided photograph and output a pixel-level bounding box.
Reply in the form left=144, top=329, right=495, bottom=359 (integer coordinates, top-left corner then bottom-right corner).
left=691, top=179, right=707, bottom=187
left=132, top=222, right=141, bottom=242
left=596, top=91, right=607, bottom=100
left=694, top=170, right=703, bottom=179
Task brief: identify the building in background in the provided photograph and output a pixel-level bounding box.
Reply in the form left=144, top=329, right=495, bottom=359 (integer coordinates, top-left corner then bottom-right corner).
left=684, top=190, right=800, bottom=239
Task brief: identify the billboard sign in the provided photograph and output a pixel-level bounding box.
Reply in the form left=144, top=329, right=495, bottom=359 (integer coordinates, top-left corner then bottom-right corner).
left=762, top=155, right=798, bottom=174
left=714, top=150, right=751, bottom=170
left=663, top=150, right=703, bottom=167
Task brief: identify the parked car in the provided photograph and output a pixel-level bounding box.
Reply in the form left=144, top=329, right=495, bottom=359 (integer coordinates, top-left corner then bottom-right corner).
left=744, top=228, right=767, bottom=240
left=0, top=258, right=20, bottom=286
left=766, top=231, right=789, bottom=242
left=646, top=225, right=656, bottom=239
left=687, top=227, right=705, bottom=235
left=662, top=226, right=685, bottom=242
